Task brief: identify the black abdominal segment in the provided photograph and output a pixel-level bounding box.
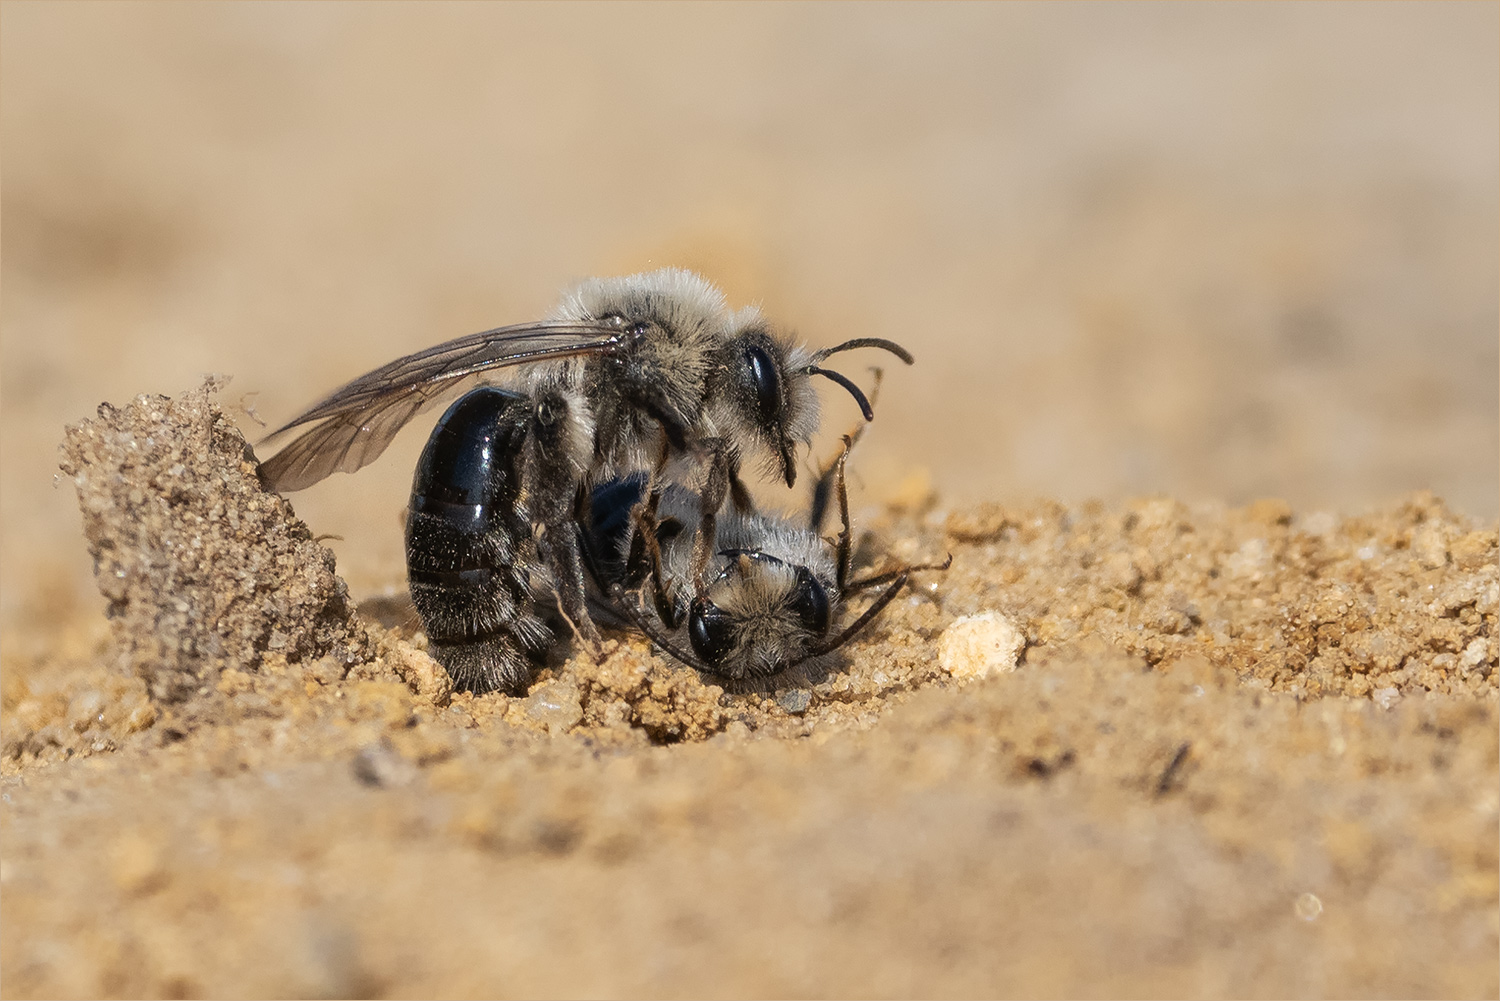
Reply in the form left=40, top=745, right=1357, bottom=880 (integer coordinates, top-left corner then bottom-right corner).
left=406, top=387, right=548, bottom=695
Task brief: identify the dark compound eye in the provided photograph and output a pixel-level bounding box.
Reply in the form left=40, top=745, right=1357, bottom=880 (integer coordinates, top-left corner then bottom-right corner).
left=688, top=598, right=736, bottom=666
left=792, top=567, right=831, bottom=637
left=745, top=343, right=782, bottom=428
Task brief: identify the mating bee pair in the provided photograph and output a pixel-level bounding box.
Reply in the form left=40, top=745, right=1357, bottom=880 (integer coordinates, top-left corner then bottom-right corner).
left=260, top=269, right=941, bottom=695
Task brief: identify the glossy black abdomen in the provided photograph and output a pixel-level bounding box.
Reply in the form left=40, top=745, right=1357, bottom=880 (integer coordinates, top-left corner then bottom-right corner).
left=406, top=387, right=548, bottom=694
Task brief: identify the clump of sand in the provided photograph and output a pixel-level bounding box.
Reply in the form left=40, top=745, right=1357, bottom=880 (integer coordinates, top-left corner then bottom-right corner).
left=57, top=378, right=369, bottom=703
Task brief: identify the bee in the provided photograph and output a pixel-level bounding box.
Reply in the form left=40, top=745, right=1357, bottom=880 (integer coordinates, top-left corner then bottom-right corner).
left=260, top=269, right=913, bottom=646
left=585, top=435, right=950, bottom=684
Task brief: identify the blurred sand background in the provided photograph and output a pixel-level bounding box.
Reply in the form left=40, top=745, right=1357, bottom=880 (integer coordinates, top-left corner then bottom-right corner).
left=3, top=4, right=1498, bottom=998
left=3, top=2, right=1496, bottom=613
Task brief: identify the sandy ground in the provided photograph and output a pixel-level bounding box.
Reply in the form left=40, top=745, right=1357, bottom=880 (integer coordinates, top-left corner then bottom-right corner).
left=2, top=5, right=1497, bottom=998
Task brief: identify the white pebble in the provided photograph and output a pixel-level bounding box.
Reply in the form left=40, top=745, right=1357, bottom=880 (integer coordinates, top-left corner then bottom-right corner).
left=524, top=682, right=583, bottom=734
left=938, top=612, right=1024, bottom=681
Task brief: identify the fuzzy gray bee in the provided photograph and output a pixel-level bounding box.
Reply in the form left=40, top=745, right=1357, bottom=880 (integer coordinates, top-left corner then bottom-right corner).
left=260, top=269, right=913, bottom=660
left=585, top=437, right=949, bottom=683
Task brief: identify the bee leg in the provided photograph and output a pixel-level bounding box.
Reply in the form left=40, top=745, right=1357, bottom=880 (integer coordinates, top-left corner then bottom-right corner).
left=809, top=368, right=881, bottom=534
left=630, top=500, right=685, bottom=630
left=608, top=584, right=706, bottom=673
left=527, top=388, right=601, bottom=650
left=622, top=490, right=658, bottom=584
left=690, top=440, right=732, bottom=592
left=844, top=554, right=953, bottom=596
left=642, top=435, right=672, bottom=499
left=549, top=525, right=602, bottom=649
left=618, top=437, right=670, bottom=582
left=826, top=435, right=856, bottom=592
left=618, top=436, right=689, bottom=627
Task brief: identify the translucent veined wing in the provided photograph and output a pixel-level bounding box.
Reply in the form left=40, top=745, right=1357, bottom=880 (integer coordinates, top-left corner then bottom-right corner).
left=258, top=320, right=633, bottom=492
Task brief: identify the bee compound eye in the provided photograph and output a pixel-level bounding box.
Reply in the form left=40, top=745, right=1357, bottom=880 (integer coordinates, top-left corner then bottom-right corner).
left=744, top=344, right=782, bottom=427
left=793, top=567, right=832, bottom=637
left=688, top=599, right=736, bottom=666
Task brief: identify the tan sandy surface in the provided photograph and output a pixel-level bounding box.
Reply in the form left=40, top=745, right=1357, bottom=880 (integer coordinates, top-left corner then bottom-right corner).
left=2, top=5, right=1497, bottom=998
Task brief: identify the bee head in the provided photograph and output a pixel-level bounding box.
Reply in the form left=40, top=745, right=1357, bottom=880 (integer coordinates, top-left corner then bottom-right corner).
left=714, top=316, right=913, bottom=488
left=686, top=551, right=833, bottom=680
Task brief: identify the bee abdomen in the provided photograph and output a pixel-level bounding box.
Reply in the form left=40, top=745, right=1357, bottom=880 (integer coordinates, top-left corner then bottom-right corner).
left=406, top=388, right=550, bottom=695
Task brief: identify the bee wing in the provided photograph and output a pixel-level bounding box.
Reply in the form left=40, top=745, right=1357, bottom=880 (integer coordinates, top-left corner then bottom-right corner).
left=258, top=321, right=628, bottom=492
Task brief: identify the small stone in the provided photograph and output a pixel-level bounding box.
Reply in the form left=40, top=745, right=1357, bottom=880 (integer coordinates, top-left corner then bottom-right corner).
left=777, top=689, right=811, bottom=715
left=1460, top=638, right=1491, bottom=674
left=1296, top=511, right=1338, bottom=538
left=721, top=720, right=752, bottom=741
left=1372, top=687, right=1402, bottom=710
left=305, top=656, right=348, bottom=687
left=524, top=681, right=583, bottom=734
left=66, top=690, right=106, bottom=731
left=938, top=612, right=1025, bottom=681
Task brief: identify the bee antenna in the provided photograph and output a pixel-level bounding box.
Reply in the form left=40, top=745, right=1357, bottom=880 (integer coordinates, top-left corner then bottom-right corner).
left=807, top=367, right=875, bottom=421
left=810, top=338, right=915, bottom=367
left=800, top=569, right=911, bottom=660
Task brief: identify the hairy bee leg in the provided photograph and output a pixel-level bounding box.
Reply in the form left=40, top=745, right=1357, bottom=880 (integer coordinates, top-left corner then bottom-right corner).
left=631, top=498, right=685, bottom=630
left=550, top=525, right=602, bottom=648
left=642, top=436, right=672, bottom=501
left=624, top=436, right=673, bottom=582
left=831, top=435, right=855, bottom=591
left=690, top=439, right=732, bottom=593
left=624, top=479, right=664, bottom=583
left=526, top=387, right=602, bottom=649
